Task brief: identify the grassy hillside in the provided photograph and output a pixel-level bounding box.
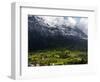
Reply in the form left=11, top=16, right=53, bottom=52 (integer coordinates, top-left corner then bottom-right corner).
left=28, top=48, right=87, bottom=66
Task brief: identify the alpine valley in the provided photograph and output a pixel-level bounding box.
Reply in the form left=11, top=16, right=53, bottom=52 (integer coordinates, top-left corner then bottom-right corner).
left=28, top=15, right=88, bottom=66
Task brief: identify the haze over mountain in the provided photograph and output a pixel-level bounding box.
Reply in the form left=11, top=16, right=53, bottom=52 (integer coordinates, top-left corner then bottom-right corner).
left=28, top=15, right=88, bottom=51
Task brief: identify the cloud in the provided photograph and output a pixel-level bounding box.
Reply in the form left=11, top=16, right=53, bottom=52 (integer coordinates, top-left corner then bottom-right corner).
left=77, top=18, right=88, bottom=34
left=37, top=16, right=65, bottom=27
left=36, top=16, right=77, bottom=28
left=35, top=16, right=88, bottom=35
left=65, top=17, right=77, bottom=28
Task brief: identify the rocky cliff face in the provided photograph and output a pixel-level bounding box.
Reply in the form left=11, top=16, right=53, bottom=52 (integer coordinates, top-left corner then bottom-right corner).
left=28, top=15, right=88, bottom=51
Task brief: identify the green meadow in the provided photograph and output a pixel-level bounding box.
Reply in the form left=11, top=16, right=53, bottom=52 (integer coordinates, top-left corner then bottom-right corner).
left=28, top=48, right=87, bottom=66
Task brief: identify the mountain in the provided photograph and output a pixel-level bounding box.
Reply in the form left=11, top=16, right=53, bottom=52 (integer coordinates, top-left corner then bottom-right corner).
left=28, top=15, right=88, bottom=51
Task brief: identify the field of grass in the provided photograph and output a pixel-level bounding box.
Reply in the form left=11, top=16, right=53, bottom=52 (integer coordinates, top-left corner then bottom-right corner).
left=28, top=48, right=87, bottom=66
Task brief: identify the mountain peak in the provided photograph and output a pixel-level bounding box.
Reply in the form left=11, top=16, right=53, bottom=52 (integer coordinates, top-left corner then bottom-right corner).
left=28, top=15, right=88, bottom=39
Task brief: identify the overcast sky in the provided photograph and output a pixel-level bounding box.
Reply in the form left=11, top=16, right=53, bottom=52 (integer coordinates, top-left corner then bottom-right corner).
left=30, top=15, right=88, bottom=35
left=36, top=16, right=87, bottom=27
